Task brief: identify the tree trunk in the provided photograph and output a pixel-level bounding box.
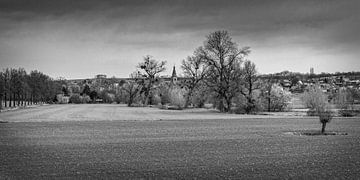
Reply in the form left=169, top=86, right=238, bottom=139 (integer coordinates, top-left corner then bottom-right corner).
left=128, top=96, right=133, bottom=107
left=21, top=94, right=24, bottom=106
left=13, top=93, right=16, bottom=107
left=17, top=93, right=20, bottom=106
left=4, top=92, right=7, bottom=108
left=0, top=95, right=2, bottom=111
left=321, top=122, right=326, bottom=134
left=184, top=89, right=193, bottom=108
left=9, top=93, right=12, bottom=107
left=226, top=97, right=232, bottom=113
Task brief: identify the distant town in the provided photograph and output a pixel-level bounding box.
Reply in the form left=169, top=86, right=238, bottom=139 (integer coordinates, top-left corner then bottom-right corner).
left=66, top=67, right=360, bottom=95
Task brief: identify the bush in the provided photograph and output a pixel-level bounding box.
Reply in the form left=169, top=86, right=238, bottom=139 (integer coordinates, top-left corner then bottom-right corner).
left=100, top=91, right=115, bottom=103
left=262, top=84, right=291, bottom=112
left=232, top=90, right=262, bottom=114
left=168, top=87, right=187, bottom=109
left=56, top=94, right=69, bottom=104
left=301, top=85, right=328, bottom=111
left=114, top=93, right=123, bottom=104
left=82, top=95, right=91, bottom=104
left=158, top=83, right=171, bottom=105
left=338, top=109, right=359, bottom=117
left=306, top=109, right=318, bottom=116
left=152, top=94, right=161, bottom=106
left=69, top=94, right=82, bottom=104
left=191, top=86, right=209, bottom=108
left=69, top=94, right=91, bottom=104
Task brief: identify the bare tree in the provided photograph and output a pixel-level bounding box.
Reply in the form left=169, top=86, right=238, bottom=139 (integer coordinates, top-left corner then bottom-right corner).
left=122, top=72, right=142, bottom=107
left=137, top=55, right=166, bottom=105
left=240, top=60, right=261, bottom=113
left=198, top=30, right=250, bottom=112
left=0, top=72, right=4, bottom=110
left=181, top=54, right=208, bottom=108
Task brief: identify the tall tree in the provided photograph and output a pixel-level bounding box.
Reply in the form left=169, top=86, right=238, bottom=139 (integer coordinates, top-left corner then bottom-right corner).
left=181, top=54, right=208, bottom=108
left=122, top=72, right=142, bottom=107
left=0, top=72, right=4, bottom=110
left=137, top=55, right=166, bottom=105
left=240, top=60, right=260, bottom=113
left=3, top=68, right=12, bottom=107
left=198, top=30, right=250, bottom=112
left=12, top=68, right=27, bottom=106
left=82, top=84, right=91, bottom=96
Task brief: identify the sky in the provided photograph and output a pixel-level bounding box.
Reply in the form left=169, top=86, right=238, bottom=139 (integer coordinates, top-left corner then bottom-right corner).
left=0, top=0, right=359, bottom=79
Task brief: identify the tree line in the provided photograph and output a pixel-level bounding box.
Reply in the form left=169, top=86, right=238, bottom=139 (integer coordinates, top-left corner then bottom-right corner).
left=122, top=30, right=291, bottom=113
left=0, top=68, right=63, bottom=110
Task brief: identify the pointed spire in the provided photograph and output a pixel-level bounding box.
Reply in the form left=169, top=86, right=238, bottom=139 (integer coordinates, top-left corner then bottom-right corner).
left=171, top=65, right=177, bottom=78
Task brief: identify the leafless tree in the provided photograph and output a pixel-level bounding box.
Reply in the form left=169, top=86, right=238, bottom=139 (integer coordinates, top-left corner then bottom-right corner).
left=197, top=30, right=250, bottom=112
left=240, top=60, right=261, bottom=113
left=181, top=54, right=208, bottom=108
left=137, top=55, right=166, bottom=105
left=122, top=72, right=142, bottom=107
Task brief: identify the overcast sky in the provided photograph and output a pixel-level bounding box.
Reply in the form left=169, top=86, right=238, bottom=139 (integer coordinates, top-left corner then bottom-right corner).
left=0, top=0, right=359, bottom=79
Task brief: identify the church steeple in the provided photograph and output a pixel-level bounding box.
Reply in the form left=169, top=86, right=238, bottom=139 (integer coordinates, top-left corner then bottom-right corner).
left=171, top=65, right=177, bottom=78
left=171, top=65, right=177, bottom=84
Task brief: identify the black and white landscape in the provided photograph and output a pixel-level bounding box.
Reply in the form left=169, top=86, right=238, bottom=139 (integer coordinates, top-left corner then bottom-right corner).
left=1, top=0, right=360, bottom=179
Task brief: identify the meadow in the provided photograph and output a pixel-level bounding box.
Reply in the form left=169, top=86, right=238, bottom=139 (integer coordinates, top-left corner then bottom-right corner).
left=0, top=104, right=359, bottom=179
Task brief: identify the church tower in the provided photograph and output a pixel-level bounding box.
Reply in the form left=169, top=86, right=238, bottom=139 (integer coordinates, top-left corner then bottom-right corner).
left=171, top=65, right=177, bottom=84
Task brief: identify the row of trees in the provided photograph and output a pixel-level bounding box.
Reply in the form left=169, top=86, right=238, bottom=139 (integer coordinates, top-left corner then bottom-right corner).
left=0, top=68, right=63, bottom=110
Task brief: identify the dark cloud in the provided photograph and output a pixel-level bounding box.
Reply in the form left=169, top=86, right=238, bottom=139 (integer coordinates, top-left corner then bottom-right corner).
left=0, top=0, right=359, bottom=78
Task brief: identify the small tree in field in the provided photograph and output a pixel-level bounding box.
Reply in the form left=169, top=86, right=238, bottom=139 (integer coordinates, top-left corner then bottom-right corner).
left=302, top=85, right=333, bottom=134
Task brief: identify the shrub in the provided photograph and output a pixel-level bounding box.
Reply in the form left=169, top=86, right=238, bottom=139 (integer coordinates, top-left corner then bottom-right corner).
left=338, top=109, right=359, bottom=117
left=81, top=95, right=91, bottom=104
left=301, top=85, right=328, bottom=111
left=69, top=94, right=91, bottom=104
left=152, top=94, right=161, bottom=106
left=168, top=87, right=187, bottom=109
left=191, top=86, right=209, bottom=108
left=100, top=91, right=115, bottom=103
left=56, top=94, right=69, bottom=104
left=336, top=88, right=360, bottom=117
left=69, top=94, right=82, bottom=104
left=233, top=90, right=262, bottom=114
left=264, top=84, right=291, bottom=112
left=158, top=83, right=171, bottom=105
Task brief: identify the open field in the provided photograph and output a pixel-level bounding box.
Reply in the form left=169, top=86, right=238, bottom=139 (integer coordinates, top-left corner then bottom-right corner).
left=1, top=104, right=360, bottom=179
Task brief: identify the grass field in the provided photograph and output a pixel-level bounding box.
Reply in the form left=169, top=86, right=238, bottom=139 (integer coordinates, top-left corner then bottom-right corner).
left=0, top=104, right=359, bottom=179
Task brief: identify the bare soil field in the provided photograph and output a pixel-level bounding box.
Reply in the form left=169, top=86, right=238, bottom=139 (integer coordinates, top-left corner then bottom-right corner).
left=1, top=104, right=360, bottom=179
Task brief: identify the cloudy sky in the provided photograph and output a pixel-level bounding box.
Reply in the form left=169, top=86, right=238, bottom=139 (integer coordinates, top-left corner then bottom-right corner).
left=0, top=0, right=359, bottom=79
